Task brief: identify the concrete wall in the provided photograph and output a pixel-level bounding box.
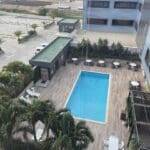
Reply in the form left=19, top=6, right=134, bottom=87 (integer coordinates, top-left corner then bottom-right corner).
left=83, top=0, right=144, bottom=33
left=136, top=0, right=150, bottom=85
left=141, top=26, right=150, bottom=84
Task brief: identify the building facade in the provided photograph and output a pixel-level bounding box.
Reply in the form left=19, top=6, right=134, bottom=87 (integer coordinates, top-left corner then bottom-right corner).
left=83, top=0, right=144, bottom=33
left=136, top=0, right=150, bottom=85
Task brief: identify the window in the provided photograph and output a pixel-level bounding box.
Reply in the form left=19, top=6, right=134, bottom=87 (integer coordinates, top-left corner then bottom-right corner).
left=134, top=22, right=138, bottom=30
left=138, top=3, right=142, bottom=11
left=87, top=18, right=108, bottom=25
left=88, top=1, right=109, bottom=8
left=112, top=19, right=134, bottom=26
left=145, top=48, right=150, bottom=68
left=114, top=2, right=138, bottom=9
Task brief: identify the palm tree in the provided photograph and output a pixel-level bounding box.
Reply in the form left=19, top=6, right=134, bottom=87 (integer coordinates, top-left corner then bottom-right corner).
left=31, top=24, right=38, bottom=32
left=44, top=108, right=94, bottom=150
left=51, top=132, right=72, bottom=150
left=0, top=97, right=94, bottom=150
left=73, top=121, right=94, bottom=150
left=14, top=30, right=22, bottom=41
left=0, top=96, right=27, bottom=149
left=19, top=100, right=55, bottom=142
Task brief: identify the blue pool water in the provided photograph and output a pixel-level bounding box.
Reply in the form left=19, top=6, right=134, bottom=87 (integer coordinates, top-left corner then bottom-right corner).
left=66, top=71, right=110, bottom=123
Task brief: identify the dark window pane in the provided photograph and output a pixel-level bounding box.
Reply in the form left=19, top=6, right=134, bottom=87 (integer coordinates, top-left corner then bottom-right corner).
left=87, top=18, right=108, bottom=25
left=112, top=20, right=134, bottom=26
left=134, top=22, right=138, bottom=30
left=138, top=3, right=142, bottom=11
left=88, top=1, right=109, bottom=8
left=114, top=2, right=138, bottom=9
left=145, top=48, right=150, bottom=67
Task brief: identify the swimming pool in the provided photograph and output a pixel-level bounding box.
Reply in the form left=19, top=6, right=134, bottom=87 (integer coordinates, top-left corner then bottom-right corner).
left=66, top=71, right=110, bottom=123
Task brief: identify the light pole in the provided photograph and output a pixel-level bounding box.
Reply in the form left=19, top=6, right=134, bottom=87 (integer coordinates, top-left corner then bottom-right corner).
left=84, top=30, right=88, bottom=59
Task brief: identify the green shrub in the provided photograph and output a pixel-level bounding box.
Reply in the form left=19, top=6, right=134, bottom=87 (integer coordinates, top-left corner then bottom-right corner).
left=17, top=30, right=36, bottom=43
left=48, top=9, right=65, bottom=19
left=0, top=61, right=33, bottom=97
left=129, top=138, right=138, bottom=150
left=126, top=97, right=133, bottom=127
left=38, top=8, right=48, bottom=16
left=69, top=38, right=140, bottom=61
left=28, top=30, right=36, bottom=36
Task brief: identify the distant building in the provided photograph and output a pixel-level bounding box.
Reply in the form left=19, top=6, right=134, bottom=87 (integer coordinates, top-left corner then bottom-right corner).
left=57, top=19, right=80, bottom=33
left=83, top=0, right=144, bottom=33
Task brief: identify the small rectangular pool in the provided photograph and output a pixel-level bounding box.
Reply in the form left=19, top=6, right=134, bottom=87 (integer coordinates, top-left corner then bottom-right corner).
left=66, top=71, right=110, bottom=123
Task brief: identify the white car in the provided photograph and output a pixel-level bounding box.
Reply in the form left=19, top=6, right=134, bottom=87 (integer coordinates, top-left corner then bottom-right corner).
left=36, top=46, right=44, bottom=52
left=41, top=43, right=48, bottom=48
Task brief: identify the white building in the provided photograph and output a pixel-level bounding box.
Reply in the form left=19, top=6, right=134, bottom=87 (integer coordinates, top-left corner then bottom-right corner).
left=136, top=0, right=150, bottom=84
left=83, top=0, right=144, bottom=33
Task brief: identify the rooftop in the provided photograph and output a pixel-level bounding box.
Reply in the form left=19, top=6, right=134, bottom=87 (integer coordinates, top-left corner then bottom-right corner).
left=129, top=90, right=150, bottom=150
left=59, top=18, right=79, bottom=24
left=31, top=37, right=72, bottom=64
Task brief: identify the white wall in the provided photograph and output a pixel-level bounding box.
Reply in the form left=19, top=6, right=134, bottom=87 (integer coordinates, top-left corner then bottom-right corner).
left=141, top=26, right=150, bottom=84
left=83, top=0, right=144, bottom=33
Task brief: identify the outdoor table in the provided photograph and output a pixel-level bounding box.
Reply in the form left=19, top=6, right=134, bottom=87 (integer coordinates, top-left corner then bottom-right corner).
left=98, top=60, right=105, bottom=64
left=108, top=135, right=119, bottom=150
left=113, top=62, right=120, bottom=68
left=131, top=81, right=139, bottom=87
left=72, top=58, right=78, bottom=61
left=98, top=60, right=105, bottom=67
left=86, top=59, right=92, bottom=63
left=85, top=59, right=92, bottom=66
left=130, top=62, right=137, bottom=68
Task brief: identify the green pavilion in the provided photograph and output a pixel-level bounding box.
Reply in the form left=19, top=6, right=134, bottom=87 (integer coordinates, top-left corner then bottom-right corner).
left=29, top=37, right=72, bottom=83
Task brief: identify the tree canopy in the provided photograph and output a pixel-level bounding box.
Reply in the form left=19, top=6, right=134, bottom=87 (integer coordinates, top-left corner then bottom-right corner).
left=0, top=97, right=94, bottom=150
left=0, top=61, right=33, bottom=98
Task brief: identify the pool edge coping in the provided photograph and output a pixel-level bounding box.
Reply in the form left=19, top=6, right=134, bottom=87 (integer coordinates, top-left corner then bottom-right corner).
left=64, top=69, right=111, bottom=125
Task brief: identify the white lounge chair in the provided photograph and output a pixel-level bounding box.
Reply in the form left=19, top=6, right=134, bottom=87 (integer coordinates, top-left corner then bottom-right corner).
left=19, top=95, right=31, bottom=104
left=108, top=135, right=119, bottom=150
left=26, top=89, right=40, bottom=98
left=119, top=141, right=125, bottom=150
left=103, top=139, right=109, bottom=146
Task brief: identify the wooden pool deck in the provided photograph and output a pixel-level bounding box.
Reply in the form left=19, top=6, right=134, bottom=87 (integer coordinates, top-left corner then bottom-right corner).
left=35, top=63, right=145, bottom=150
